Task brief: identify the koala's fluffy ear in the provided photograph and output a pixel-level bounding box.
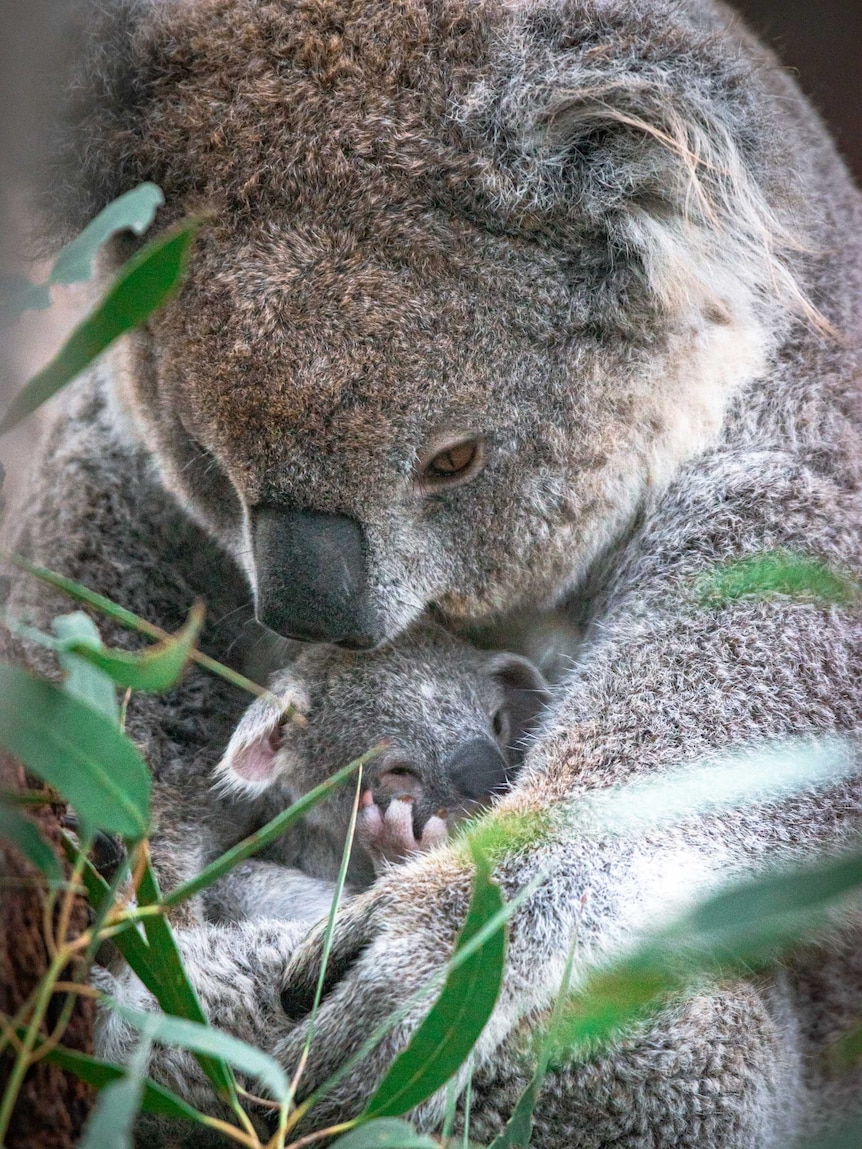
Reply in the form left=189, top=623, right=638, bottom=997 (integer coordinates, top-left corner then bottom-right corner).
left=487, top=654, right=551, bottom=761
left=215, top=674, right=308, bottom=797
left=458, top=0, right=813, bottom=326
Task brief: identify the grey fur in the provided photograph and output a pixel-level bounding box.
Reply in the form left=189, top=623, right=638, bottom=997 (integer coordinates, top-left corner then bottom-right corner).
left=2, top=0, right=862, bottom=1144
left=204, top=623, right=549, bottom=924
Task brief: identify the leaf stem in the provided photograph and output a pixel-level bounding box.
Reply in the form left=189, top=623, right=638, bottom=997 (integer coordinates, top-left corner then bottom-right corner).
left=0, top=949, right=67, bottom=1141
left=6, top=553, right=294, bottom=712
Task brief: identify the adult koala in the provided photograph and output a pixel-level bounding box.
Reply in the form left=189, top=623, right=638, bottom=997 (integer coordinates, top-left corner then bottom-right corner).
left=4, top=0, right=862, bottom=1144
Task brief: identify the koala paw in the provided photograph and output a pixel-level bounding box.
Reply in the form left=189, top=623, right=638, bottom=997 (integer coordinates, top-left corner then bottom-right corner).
left=357, top=790, right=448, bottom=872
left=275, top=852, right=485, bottom=1131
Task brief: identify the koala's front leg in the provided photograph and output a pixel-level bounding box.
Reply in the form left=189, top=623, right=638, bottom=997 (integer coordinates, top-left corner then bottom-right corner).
left=273, top=516, right=862, bottom=1142
left=94, top=919, right=305, bottom=1139
left=462, top=974, right=806, bottom=1149
left=205, top=860, right=347, bottom=926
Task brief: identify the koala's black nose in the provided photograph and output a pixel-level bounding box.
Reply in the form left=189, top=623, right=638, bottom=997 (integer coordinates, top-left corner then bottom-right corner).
left=448, top=738, right=511, bottom=802
left=253, top=507, right=382, bottom=648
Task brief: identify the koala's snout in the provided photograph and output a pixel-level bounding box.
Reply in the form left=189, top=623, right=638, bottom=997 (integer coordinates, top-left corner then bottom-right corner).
left=447, top=738, right=511, bottom=802
left=252, top=506, right=382, bottom=648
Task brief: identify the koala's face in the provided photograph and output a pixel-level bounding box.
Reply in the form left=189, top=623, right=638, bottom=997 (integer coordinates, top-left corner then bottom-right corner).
left=106, top=0, right=795, bottom=646
left=217, top=624, right=550, bottom=839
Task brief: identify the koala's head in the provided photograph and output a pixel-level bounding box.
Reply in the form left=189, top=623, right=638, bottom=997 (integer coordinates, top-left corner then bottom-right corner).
left=54, top=0, right=813, bottom=646
left=215, top=623, right=550, bottom=841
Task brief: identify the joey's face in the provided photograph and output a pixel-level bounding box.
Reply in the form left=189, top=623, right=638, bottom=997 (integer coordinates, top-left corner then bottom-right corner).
left=111, top=0, right=795, bottom=647
left=217, top=623, right=550, bottom=840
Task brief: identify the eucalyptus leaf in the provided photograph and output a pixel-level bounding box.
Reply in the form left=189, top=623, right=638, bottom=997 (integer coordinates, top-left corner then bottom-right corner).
left=802, top=1119, right=862, bottom=1149
left=136, top=856, right=238, bottom=1102
left=110, top=1000, right=290, bottom=1104
left=575, top=737, right=857, bottom=839
left=53, top=612, right=119, bottom=723
left=0, top=219, right=202, bottom=434
left=50, top=184, right=165, bottom=286
left=0, top=273, right=50, bottom=320
left=696, top=550, right=860, bottom=609
left=61, top=601, right=205, bottom=692
left=549, top=842, right=862, bottom=1063
left=365, top=844, right=506, bottom=1119
left=830, top=1020, right=862, bottom=1073
left=80, top=1021, right=156, bottom=1149
left=0, top=803, right=63, bottom=880
left=22, top=1037, right=204, bottom=1124
left=64, top=838, right=155, bottom=975
left=0, top=664, right=150, bottom=838
left=329, top=1118, right=440, bottom=1149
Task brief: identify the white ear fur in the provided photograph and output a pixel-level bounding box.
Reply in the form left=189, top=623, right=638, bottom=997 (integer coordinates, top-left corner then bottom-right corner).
left=214, top=673, right=309, bottom=798
left=214, top=695, right=284, bottom=798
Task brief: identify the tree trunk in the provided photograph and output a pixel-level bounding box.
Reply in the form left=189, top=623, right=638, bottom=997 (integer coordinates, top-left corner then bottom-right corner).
left=1, top=752, right=95, bottom=1149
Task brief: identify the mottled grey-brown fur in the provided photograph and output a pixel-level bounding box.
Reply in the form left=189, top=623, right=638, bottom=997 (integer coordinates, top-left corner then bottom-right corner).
left=3, top=0, right=862, bottom=1143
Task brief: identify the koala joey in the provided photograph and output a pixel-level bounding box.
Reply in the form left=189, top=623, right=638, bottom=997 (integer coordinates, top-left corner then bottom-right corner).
left=204, top=623, right=549, bottom=926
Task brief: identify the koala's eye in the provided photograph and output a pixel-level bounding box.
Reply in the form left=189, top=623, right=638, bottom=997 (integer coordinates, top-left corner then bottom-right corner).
left=492, top=707, right=511, bottom=748
left=416, top=436, right=485, bottom=491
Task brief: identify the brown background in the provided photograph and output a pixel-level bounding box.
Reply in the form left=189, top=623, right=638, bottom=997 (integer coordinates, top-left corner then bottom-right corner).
left=735, top=0, right=862, bottom=181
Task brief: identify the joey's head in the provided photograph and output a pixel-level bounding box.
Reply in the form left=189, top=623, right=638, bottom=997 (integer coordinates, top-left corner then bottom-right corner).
left=216, top=623, right=550, bottom=854
left=57, top=0, right=813, bottom=645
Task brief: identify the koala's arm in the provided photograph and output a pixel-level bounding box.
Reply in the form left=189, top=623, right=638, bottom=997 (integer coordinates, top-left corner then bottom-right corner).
left=0, top=367, right=254, bottom=913
left=93, top=919, right=304, bottom=1139
left=275, top=448, right=862, bottom=1138
left=205, top=860, right=346, bottom=926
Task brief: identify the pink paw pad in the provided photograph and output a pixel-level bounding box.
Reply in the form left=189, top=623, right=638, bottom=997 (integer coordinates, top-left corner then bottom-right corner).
left=357, top=791, right=448, bottom=872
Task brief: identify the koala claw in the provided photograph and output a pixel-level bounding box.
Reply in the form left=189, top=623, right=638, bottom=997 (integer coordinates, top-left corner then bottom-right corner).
left=419, top=813, right=448, bottom=850
left=357, top=793, right=446, bottom=871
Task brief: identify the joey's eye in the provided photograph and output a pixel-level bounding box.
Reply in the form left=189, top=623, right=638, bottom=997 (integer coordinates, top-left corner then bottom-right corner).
left=492, top=707, right=511, bottom=747
left=416, top=436, right=486, bottom=491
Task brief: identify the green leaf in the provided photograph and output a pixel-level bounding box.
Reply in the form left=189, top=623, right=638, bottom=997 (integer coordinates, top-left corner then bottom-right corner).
left=0, top=663, right=150, bottom=838
left=801, top=1119, right=862, bottom=1149
left=0, top=802, right=63, bottom=880
left=135, top=856, right=238, bottom=1102
left=696, top=550, right=861, bottom=609
left=50, top=184, right=165, bottom=287
left=80, top=1020, right=157, bottom=1149
left=574, top=737, right=856, bottom=839
left=487, top=935, right=579, bottom=1149
left=110, top=1000, right=290, bottom=1104
left=549, top=843, right=862, bottom=1063
left=62, top=601, right=205, bottom=693
left=67, top=843, right=234, bottom=1101
left=365, top=844, right=506, bottom=1119
left=829, top=1020, right=862, bottom=1073
left=24, top=1037, right=205, bottom=1124
left=329, top=1118, right=440, bottom=1149
left=63, top=838, right=155, bottom=974
left=9, top=553, right=279, bottom=704
left=53, top=612, right=119, bottom=723
left=0, top=219, right=202, bottom=435
left=162, top=750, right=376, bottom=909
left=0, top=273, right=51, bottom=320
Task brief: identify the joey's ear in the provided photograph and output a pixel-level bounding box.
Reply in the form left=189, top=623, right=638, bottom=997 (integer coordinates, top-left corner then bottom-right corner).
left=487, top=653, right=551, bottom=761
left=214, top=674, right=308, bottom=797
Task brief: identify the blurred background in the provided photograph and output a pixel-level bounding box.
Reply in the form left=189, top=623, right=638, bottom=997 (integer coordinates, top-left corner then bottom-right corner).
left=0, top=0, right=860, bottom=500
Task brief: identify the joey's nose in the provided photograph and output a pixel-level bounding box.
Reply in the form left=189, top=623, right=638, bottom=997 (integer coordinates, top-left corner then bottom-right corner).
left=448, top=738, right=511, bottom=802
left=253, top=507, right=382, bottom=648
